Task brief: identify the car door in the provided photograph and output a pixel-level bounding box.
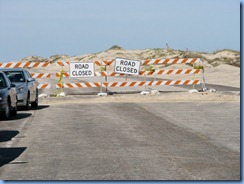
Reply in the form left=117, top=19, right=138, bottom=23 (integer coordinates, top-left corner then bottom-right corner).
left=24, top=70, right=36, bottom=102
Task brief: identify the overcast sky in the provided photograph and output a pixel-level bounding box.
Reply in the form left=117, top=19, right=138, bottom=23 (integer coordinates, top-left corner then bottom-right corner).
left=0, top=0, right=240, bottom=62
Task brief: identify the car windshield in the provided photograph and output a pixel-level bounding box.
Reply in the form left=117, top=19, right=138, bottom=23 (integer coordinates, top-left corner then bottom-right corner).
left=0, top=74, right=7, bottom=89
left=4, top=71, right=25, bottom=83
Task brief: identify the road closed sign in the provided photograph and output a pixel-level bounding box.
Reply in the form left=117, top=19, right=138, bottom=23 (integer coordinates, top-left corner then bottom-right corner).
left=69, top=62, right=95, bottom=78
left=114, top=58, right=141, bottom=76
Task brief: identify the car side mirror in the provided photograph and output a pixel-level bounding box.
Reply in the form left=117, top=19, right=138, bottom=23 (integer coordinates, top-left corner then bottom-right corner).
left=27, top=78, right=35, bottom=82
left=10, top=83, right=16, bottom=88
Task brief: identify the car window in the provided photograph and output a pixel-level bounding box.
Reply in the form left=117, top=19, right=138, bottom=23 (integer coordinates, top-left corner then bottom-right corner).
left=4, top=71, right=25, bottom=83
left=25, top=70, right=31, bottom=78
left=0, top=74, right=7, bottom=88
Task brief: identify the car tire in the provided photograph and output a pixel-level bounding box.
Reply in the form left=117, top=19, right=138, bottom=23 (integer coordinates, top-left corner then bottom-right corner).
left=11, top=103, right=17, bottom=116
left=31, top=89, right=38, bottom=108
left=3, top=101, right=11, bottom=120
left=25, top=93, right=30, bottom=110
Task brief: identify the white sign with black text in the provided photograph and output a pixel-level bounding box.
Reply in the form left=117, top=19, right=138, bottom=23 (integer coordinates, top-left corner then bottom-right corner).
left=69, top=62, right=95, bottom=78
left=114, top=58, right=141, bottom=76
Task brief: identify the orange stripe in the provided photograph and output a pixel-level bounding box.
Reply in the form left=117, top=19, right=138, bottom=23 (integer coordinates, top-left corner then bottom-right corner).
left=95, top=61, right=101, bottom=66
left=101, top=72, right=106, bottom=77
left=64, top=72, right=69, bottom=77
left=148, top=71, right=154, bottom=75
left=154, top=59, right=161, bottom=64
left=41, top=84, right=48, bottom=89
left=143, top=60, right=150, bottom=65
left=139, top=82, right=146, bottom=86
left=194, top=69, right=200, bottom=74
left=43, top=62, right=49, bottom=67
left=129, top=82, right=136, bottom=86
left=111, top=82, right=118, bottom=87
left=6, top=63, right=12, bottom=68
left=85, top=82, right=91, bottom=88
left=183, top=80, right=190, bottom=85
left=14, top=62, right=22, bottom=68
left=148, top=81, right=153, bottom=86
left=110, top=72, right=117, bottom=76
left=47, top=74, right=51, bottom=78
left=57, top=84, right=63, bottom=88
left=174, top=80, right=181, bottom=85
left=22, top=62, right=30, bottom=68
left=193, top=80, right=200, bottom=85
left=120, top=82, right=127, bottom=87
left=172, top=58, right=179, bottom=64
left=167, top=69, right=174, bottom=74
left=57, top=62, right=63, bottom=66
left=103, top=82, right=108, bottom=87
left=157, top=70, right=164, bottom=75
left=94, top=82, right=100, bottom=87
left=32, top=62, right=40, bottom=67
left=163, top=59, right=170, bottom=64
left=175, top=69, right=183, bottom=74
left=191, top=58, right=197, bottom=63
left=156, top=81, right=162, bottom=85
left=185, top=69, right=191, bottom=74
left=181, top=58, right=188, bottom=63
left=108, top=61, right=113, bottom=65
left=165, top=80, right=172, bottom=85
left=67, top=83, right=74, bottom=88
left=75, top=83, right=82, bottom=88
left=139, top=71, right=144, bottom=75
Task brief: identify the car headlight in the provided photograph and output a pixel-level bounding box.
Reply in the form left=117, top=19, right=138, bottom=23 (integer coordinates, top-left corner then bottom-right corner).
left=17, top=87, right=25, bottom=94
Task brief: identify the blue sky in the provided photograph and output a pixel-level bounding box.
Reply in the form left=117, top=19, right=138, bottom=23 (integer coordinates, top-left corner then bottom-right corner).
left=0, top=0, right=240, bottom=62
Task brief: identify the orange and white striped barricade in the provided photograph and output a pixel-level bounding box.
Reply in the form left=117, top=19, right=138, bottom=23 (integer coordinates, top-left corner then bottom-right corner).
left=106, top=79, right=200, bottom=88
left=55, top=79, right=200, bottom=89
left=55, top=69, right=201, bottom=78
left=141, top=58, right=201, bottom=65
left=0, top=62, right=50, bottom=68
left=56, top=82, right=102, bottom=89
left=31, top=73, right=51, bottom=79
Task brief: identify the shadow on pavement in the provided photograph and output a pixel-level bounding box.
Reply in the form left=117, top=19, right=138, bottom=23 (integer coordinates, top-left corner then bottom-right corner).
left=0, top=113, right=32, bottom=121
left=17, top=105, right=50, bottom=111
left=0, top=130, right=19, bottom=142
left=0, top=147, right=27, bottom=167
left=9, top=113, right=32, bottom=120
left=34, top=105, right=50, bottom=110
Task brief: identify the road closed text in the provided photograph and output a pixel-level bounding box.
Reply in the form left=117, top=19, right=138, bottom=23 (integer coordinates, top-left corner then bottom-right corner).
left=69, top=62, right=95, bottom=78
left=114, top=58, right=141, bottom=76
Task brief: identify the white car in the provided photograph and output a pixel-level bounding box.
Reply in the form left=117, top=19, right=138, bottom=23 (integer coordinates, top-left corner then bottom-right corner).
left=0, top=68, right=38, bottom=109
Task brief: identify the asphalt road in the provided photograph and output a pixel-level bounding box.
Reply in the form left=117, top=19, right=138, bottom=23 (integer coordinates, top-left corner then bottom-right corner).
left=0, top=99, right=240, bottom=180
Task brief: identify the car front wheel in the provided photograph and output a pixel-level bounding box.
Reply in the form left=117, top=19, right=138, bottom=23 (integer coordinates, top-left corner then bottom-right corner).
left=11, top=102, right=17, bottom=116
left=3, top=101, right=11, bottom=119
left=31, top=90, right=38, bottom=108
left=25, top=93, right=30, bottom=110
